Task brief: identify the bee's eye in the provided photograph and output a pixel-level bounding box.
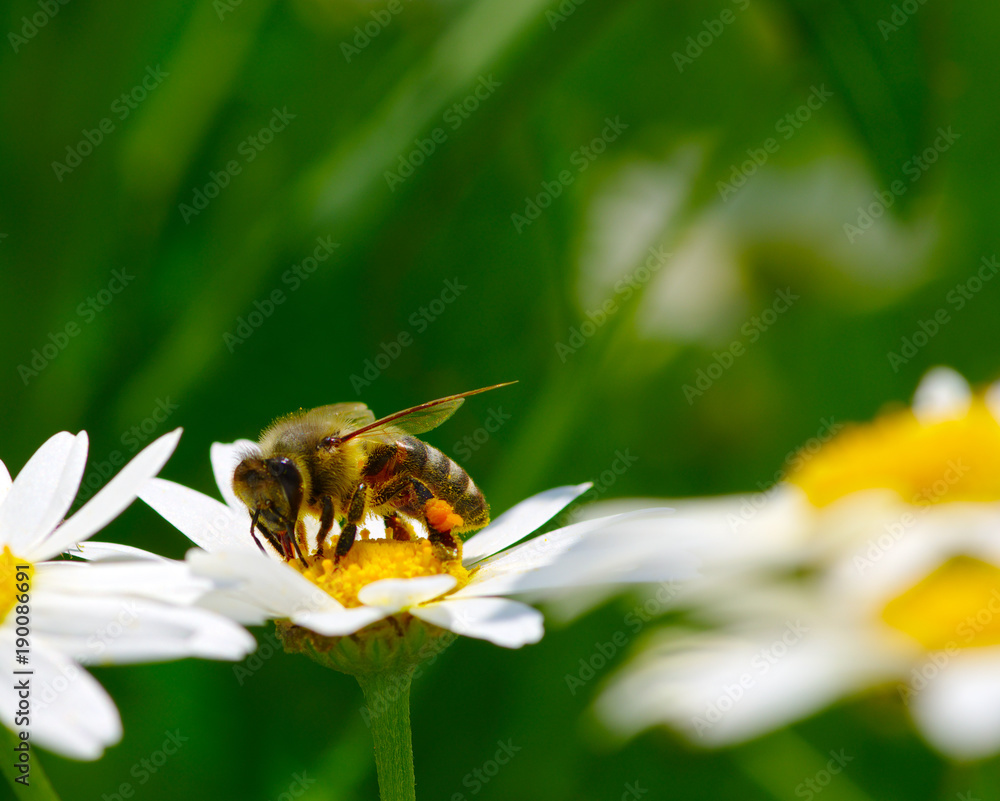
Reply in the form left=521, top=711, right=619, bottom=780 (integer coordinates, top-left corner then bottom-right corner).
left=267, top=457, right=296, bottom=479
left=265, top=457, right=303, bottom=511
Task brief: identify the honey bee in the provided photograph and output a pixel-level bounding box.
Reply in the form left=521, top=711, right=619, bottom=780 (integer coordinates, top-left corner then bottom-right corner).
left=232, top=383, right=513, bottom=563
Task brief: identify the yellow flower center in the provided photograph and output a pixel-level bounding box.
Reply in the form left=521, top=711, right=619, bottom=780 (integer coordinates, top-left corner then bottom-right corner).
left=882, top=555, right=1000, bottom=651
left=789, top=397, right=1000, bottom=507
left=297, top=539, right=468, bottom=608
left=0, top=547, right=32, bottom=623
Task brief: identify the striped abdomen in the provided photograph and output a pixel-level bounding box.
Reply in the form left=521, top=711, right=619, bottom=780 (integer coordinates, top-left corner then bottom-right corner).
left=394, top=435, right=489, bottom=532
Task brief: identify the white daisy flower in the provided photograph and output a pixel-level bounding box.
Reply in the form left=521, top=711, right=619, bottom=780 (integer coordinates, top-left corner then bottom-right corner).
left=0, top=430, right=255, bottom=760
left=594, top=367, right=1000, bottom=760
left=137, top=441, right=697, bottom=656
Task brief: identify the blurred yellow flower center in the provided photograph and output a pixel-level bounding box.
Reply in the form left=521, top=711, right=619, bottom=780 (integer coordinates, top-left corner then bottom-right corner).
left=882, top=555, right=1000, bottom=651
left=0, top=547, right=32, bottom=623
left=789, top=397, right=1000, bottom=507
left=298, top=539, right=467, bottom=608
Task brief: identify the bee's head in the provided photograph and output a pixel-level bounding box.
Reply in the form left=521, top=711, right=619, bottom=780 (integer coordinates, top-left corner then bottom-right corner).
left=232, top=455, right=304, bottom=536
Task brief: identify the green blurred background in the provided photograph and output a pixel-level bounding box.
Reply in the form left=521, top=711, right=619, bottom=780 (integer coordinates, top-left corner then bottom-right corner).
left=1, top=0, right=998, bottom=798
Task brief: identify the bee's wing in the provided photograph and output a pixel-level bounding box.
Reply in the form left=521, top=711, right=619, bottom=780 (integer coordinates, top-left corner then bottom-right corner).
left=301, top=403, right=376, bottom=433
left=326, top=403, right=377, bottom=425
left=339, top=383, right=515, bottom=443
left=363, top=398, right=466, bottom=437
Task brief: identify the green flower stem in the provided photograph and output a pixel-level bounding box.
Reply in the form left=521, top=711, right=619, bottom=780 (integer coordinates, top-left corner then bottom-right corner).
left=277, top=618, right=455, bottom=801
left=0, top=726, right=62, bottom=801
left=356, top=670, right=416, bottom=801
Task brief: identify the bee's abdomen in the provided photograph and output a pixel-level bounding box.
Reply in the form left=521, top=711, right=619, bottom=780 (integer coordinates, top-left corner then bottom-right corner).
left=398, top=436, right=489, bottom=531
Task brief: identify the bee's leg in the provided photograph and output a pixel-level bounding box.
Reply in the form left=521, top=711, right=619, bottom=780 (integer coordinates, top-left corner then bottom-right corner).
left=362, top=443, right=397, bottom=478
left=389, top=477, right=463, bottom=559
left=368, top=477, right=422, bottom=540
left=293, top=521, right=310, bottom=565
left=291, top=537, right=308, bottom=565
left=371, top=475, right=429, bottom=529
left=315, top=496, right=335, bottom=557
left=371, top=476, right=460, bottom=556
left=335, top=483, right=367, bottom=559
left=370, top=474, right=417, bottom=508
left=425, top=495, right=465, bottom=558
left=427, top=526, right=460, bottom=560
left=392, top=482, right=463, bottom=558
left=383, top=513, right=417, bottom=542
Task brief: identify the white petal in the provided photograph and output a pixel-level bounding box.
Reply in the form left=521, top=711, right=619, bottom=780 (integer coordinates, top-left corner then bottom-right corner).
left=196, top=589, right=276, bottom=626
left=579, top=486, right=811, bottom=570
left=186, top=548, right=338, bottom=620
left=31, top=593, right=254, bottom=665
left=31, top=430, right=182, bottom=560
left=455, top=509, right=696, bottom=599
left=140, top=477, right=258, bottom=555
left=543, top=488, right=816, bottom=618
left=821, top=499, right=1000, bottom=616
left=517, top=512, right=699, bottom=590
left=37, top=433, right=89, bottom=539
left=357, top=575, right=457, bottom=611
left=595, top=627, right=894, bottom=745
left=210, top=440, right=259, bottom=512
left=188, top=552, right=398, bottom=637
left=70, top=540, right=170, bottom=562
left=411, top=597, right=543, bottom=648
left=0, top=458, right=11, bottom=506
left=466, top=510, right=662, bottom=581
left=912, top=366, right=971, bottom=423
left=292, top=605, right=388, bottom=637
left=34, top=560, right=210, bottom=605
left=0, top=432, right=80, bottom=551
left=18, top=433, right=90, bottom=555
left=909, top=650, right=1000, bottom=760
left=462, top=483, right=593, bottom=566
left=0, top=630, right=122, bottom=760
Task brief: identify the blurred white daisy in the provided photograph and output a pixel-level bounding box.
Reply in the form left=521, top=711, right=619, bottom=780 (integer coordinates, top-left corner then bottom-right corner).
left=138, top=441, right=697, bottom=653
left=594, top=367, right=1000, bottom=760
left=0, top=430, right=255, bottom=760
